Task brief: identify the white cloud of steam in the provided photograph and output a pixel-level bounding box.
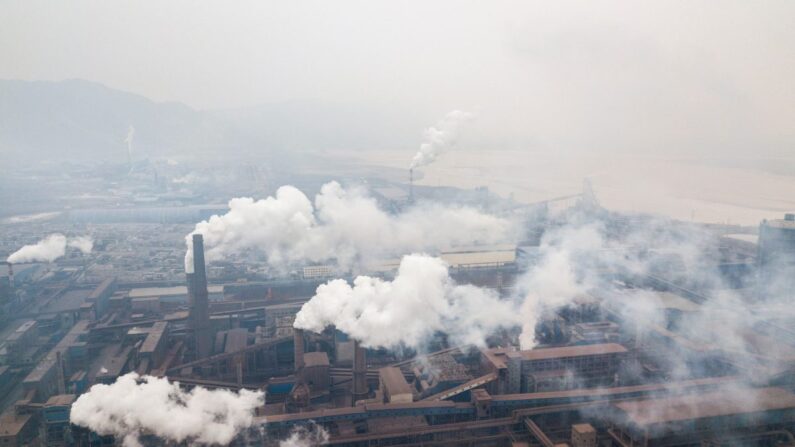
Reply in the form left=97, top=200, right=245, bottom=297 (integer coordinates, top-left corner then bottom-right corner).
left=410, top=110, right=473, bottom=170
left=7, top=233, right=93, bottom=264
left=294, top=254, right=519, bottom=349
left=516, top=224, right=606, bottom=349
left=278, top=423, right=329, bottom=447
left=67, top=235, right=94, bottom=254
left=125, top=124, right=135, bottom=160
left=70, top=373, right=264, bottom=447
left=185, top=181, right=512, bottom=272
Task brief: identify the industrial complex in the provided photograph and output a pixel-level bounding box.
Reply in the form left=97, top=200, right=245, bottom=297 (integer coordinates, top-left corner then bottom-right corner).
left=1, top=194, right=795, bottom=447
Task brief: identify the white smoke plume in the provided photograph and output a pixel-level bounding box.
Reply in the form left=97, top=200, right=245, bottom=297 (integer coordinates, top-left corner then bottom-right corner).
left=7, top=233, right=93, bottom=264
left=67, top=235, right=94, bottom=254
left=294, top=254, right=519, bottom=349
left=515, top=224, right=606, bottom=349
left=125, top=124, right=135, bottom=162
left=70, top=373, right=264, bottom=447
left=278, top=423, right=329, bottom=447
left=410, top=110, right=474, bottom=170
left=185, top=181, right=512, bottom=273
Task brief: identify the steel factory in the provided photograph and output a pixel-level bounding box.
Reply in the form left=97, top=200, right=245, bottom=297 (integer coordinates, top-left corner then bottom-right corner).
left=2, top=200, right=795, bottom=447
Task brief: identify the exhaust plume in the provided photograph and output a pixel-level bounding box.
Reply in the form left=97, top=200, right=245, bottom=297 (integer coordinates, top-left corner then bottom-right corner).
left=125, top=124, right=135, bottom=165
left=7, top=233, right=93, bottom=264
left=279, top=423, right=329, bottom=447
left=294, top=254, right=519, bottom=349
left=67, top=235, right=94, bottom=254
left=410, top=110, right=473, bottom=170
left=185, top=181, right=512, bottom=273
left=70, top=373, right=264, bottom=447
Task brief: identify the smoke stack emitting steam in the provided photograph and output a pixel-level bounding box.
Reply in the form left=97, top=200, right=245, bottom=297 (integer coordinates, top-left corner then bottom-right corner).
left=409, top=110, right=473, bottom=170
left=7, top=233, right=93, bottom=264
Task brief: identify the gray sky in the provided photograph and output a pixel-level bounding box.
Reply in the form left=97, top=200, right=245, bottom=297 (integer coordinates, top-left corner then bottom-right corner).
left=2, top=1, right=793, bottom=156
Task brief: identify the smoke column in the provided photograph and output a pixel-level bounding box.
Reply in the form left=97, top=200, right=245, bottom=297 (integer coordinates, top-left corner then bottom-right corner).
left=410, top=110, right=474, bottom=170
left=7, top=233, right=93, bottom=264
left=294, top=254, right=519, bottom=349
left=125, top=125, right=135, bottom=167
left=70, top=373, right=264, bottom=447
left=184, top=181, right=512, bottom=273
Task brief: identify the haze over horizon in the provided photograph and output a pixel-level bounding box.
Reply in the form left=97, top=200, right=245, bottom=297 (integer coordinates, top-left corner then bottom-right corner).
left=2, top=1, right=794, bottom=159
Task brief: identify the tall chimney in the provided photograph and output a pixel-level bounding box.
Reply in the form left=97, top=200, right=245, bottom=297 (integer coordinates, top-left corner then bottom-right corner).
left=189, top=234, right=212, bottom=360
left=352, top=340, right=368, bottom=404
left=294, top=328, right=305, bottom=372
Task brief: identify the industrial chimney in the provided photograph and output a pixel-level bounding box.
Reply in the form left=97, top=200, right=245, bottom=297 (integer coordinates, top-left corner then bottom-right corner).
left=352, top=340, right=368, bottom=404
left=189, top=234, right=212, bottom=360
left=294, top=328, right=305, bottom=372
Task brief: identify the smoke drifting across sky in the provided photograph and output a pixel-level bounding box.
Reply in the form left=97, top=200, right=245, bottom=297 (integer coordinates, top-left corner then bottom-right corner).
left=7, top=233, right=93, bottom=263
left=185, top=181, right=513, bottom=273
left=410, top=110, right=473, bottom=169
left=70, top=373, right=263, bottom=447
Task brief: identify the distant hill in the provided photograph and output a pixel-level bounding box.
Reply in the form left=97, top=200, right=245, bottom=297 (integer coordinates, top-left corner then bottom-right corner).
left=0, top=79, right=213, bottom=162
left=0, top=79, right=422, bottom=164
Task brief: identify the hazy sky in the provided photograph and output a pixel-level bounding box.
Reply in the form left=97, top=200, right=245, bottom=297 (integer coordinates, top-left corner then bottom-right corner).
left=2, top=1, right=793, bottom=156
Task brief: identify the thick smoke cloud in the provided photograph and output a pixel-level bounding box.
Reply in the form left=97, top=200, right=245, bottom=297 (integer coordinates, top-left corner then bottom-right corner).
left=293, top=225, right=608, bottom=350
left=294, top=254, right=519, bottom=349
left=278, top=423, right=329, bottom=447
left=515, top=225, right=605, bottom=349
left=70, top=373, right=263, bottom=447
left=185, top=181, right=512, bottom=272
left=7, top=233, right=93, bottom=263
left=410, top=110, right=473, bottom=170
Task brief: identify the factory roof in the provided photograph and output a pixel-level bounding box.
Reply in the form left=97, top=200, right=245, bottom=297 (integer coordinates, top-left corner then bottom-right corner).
left=128, top=285, right=223, bottom=298
left=45, top=394, right=76, bottom=407
left=140, top=321, right=168, bottom=354
left=5, top=320, right=36, bottom=342
left=379, top=367, right=413, bottom=397
left=653, top=291, right=701, bottom=313
left=614, top=387, right=795, bottom=426
left=304, top=351, right=330, bottom=368
left=440, top=249, right=516, bottom=269
left=24, top=320, right=89, bottom=384
left=480, top=347, right=516, bottom=370
left=39, top=288, right=90, bottom=314
left=88, top=278, right=115, bottom=300
left=93, top=344, right=133, bottom=380
left=506, top=343, right=627, bottom=362
left=0, top=410, right=33, bottom=436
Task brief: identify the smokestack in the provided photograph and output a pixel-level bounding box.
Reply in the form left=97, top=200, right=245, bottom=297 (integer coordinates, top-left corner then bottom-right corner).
left=294, top=328, right=305, bottom=372
left=189, top=234, right=212, bottom=360
left=352, top=341, right=367, bottom=404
